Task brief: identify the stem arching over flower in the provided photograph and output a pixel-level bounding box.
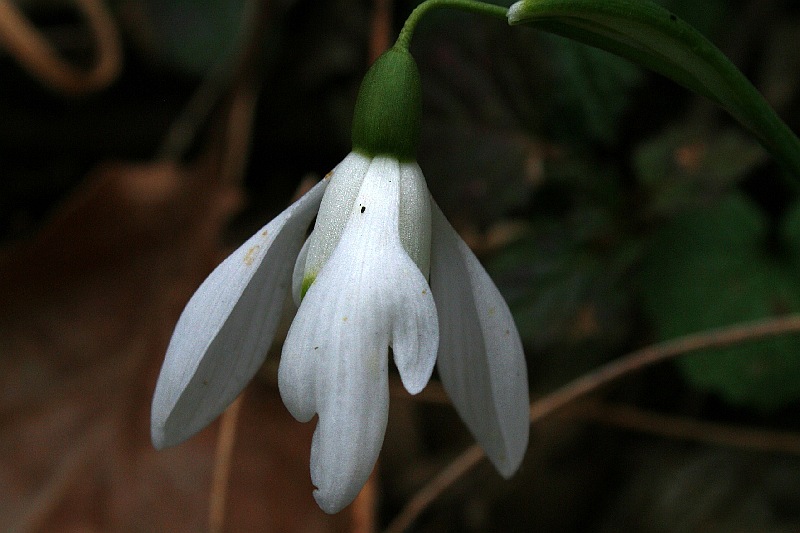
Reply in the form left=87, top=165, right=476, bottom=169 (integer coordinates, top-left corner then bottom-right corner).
left=395, top=0, right=509, bottom=50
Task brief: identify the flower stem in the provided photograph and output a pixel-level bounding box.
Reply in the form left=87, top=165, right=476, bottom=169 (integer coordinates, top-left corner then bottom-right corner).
left=395, top=0, right=508, bottom=50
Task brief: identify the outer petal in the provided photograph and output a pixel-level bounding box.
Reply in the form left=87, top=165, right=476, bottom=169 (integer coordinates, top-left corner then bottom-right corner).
left=279, top=157, right=438, bottom=513
left=151, top=177, right=329, bottom=449
left=429, top=202, right=530, bottom=478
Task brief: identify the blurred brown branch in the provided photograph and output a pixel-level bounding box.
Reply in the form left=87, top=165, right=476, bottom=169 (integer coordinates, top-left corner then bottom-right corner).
left=209, top=396, right=243, bottom=533
left=369, top=0, right=392, bottom=63
left=0, top=0, right=121, bottom=94
left=384, top=314, right=800, bottom=533
left=573, top=400, right=800, bottom=456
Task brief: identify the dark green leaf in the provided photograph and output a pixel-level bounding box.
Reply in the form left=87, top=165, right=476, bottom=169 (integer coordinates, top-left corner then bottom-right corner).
left=544, top=36, right=642, bottom=144
left=508, top=0, right=800, bottom=178
left=639, top=193, right=800, bottom=409
left=634, top=126, right=768, bottom=216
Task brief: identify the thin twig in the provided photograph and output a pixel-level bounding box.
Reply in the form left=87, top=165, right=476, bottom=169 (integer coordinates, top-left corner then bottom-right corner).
left=384, top=314, right=800, bottom=533
left=0, top=0, right=121, bottom=94
left=370, top=0, right=393, bottom=62
left=199, top=2, right=273, bottom=530
left=351, top=469, right=379, bottom=533
left=217, top=83, right=260, bottom=186
left=209, top=395, right=244, bottom=533
left=573, top=400, right=800, bottom=456
left=389, top=374, right=450, bottom=405
left=385, top=446, right=485, bottom=533
left=10, top=423, right=109, bottom=531
left=529, top=315, right=800, bottom=421
left=157, top=0, right=264, bottom=160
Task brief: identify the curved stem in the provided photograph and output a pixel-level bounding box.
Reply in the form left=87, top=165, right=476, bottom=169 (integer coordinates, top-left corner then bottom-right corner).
left=395, top=0, right=508, bottom=50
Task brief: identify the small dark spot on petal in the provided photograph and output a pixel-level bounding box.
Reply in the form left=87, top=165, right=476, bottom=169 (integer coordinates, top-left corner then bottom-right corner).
left=361, top=206, right=366, bottom=213
left=314, top=346, right=319, bottom=350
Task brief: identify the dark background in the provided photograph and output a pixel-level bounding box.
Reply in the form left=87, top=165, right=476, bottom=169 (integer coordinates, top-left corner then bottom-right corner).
left=2, top=0, right=800, bottom=531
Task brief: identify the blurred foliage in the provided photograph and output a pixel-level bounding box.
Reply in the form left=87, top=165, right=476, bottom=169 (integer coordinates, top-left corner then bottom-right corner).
left=542, top=35, right=643, bottom=144
left=115, top=0, right=250, bottom=74
left=639, top=193, right=800, bottom=410
left=487, top=154, right=641, bottom=385
left=634, top=126, right=768, bottom=217
left=658, top=0, right=728, bottom=37
left=598, top=444, right=800, bottom=533
left=411, top=0, right=800, bottom=411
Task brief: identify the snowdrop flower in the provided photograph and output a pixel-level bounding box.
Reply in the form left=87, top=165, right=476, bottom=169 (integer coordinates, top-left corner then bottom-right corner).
left=151, top=47, right=529, bottom=514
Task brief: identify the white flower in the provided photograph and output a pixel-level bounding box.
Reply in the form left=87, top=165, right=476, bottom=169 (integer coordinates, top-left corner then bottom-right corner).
left=151, top=152, right=530, bottom=513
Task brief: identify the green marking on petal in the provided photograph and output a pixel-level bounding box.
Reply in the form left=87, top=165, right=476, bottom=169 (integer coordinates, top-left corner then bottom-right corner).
left=301, top=274, right=316, bottom=300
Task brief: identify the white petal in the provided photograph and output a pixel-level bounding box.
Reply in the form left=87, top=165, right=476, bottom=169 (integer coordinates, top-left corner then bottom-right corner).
left=279, top=157, right=438, bottom=512
left=303, top=152, right=372, bottom=279
left=398, top=162, right=432, bottom=277
left=310, top=333, right=389, bottom=514
left=151, top=177, right=329, bottom=449
left=429, top=202, right=530, bottom=478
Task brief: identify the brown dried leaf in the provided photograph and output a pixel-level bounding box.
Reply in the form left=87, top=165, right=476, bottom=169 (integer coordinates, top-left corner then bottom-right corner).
left=0, top=161, right=355, bottom=531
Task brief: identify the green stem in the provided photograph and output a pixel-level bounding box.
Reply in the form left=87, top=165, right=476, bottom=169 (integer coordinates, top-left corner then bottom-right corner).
left=396, top=0, right=509, bottom=50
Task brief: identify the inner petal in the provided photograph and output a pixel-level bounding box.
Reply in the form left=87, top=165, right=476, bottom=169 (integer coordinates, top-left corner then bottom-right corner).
left=302, top=152, right=372, bottom=283
left=279, top=156, right=439, bottom=512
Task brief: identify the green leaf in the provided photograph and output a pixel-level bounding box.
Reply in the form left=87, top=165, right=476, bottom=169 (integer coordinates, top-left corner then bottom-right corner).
left=639, top=194, right=800, bottom=410
left=507, top=0, right=800, bottom=179
left=545, top=36, right=643, bottom=144
left=654, top=0, right=728, bottom=39
left=783, top=200, right=800, bottom=278
left=633, top=126, right=768, bottom=216
left=490, top=205, right=639, bottom=381
left=124, top=0, right=250, bottom=74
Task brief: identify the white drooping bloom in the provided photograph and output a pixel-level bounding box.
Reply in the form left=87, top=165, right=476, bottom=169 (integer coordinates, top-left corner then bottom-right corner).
left=152, top=45, right=529, bottom=515
left=151, top=152, right=529, bottom=513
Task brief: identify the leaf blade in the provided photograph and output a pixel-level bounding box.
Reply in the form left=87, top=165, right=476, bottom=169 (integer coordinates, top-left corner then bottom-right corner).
left=508, top=0, right=800, bottom=177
